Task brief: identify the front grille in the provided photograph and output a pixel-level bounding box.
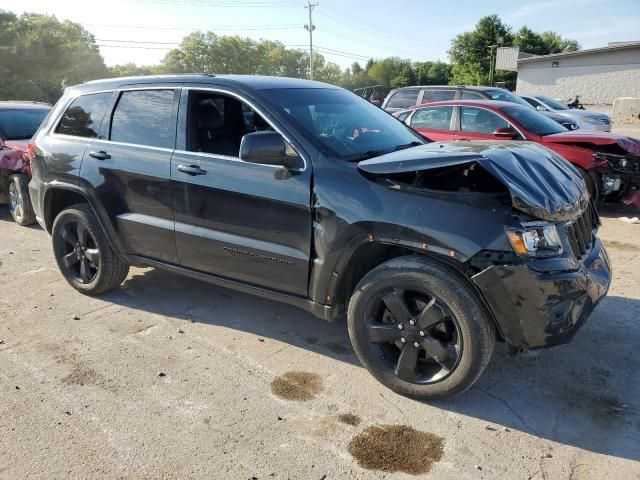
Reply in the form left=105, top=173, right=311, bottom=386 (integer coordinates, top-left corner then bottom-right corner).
left=567, top=203, right=599, bottom=258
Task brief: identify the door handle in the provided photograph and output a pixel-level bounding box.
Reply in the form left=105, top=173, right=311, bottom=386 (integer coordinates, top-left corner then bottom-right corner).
left=177, top=164, right=207, bottom=176
left=89, top=150, right=111, bottom=160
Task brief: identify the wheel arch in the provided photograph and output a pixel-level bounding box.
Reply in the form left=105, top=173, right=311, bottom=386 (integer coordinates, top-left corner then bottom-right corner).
left=43, top=183, right=128, bottom=261
left=325, top=236, right=499, bottom=334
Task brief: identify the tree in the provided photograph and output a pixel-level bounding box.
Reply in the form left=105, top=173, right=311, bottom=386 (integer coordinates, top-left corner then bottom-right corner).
left=448, top=15, right=513, bottom=86
left=449, top=15, right=580, bottom=88
left=0, top=11, right=108, bottom=103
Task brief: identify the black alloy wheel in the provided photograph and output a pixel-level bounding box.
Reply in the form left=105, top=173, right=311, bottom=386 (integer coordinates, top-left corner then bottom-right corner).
left=348, top=256, right=494, bottom=399
left=56, top=218, right=100, bottom=284
left=51, top=204, right=129, bottom=295
left=365, top=286, right=462, bottom=384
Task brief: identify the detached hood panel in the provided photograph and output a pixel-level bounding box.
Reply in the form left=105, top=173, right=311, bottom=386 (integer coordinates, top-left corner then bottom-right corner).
left=359, top=141, right=588, bottom=222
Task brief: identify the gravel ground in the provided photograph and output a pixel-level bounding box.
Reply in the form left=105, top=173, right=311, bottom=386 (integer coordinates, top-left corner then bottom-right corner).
left=0, top=203, right=639, bottom=480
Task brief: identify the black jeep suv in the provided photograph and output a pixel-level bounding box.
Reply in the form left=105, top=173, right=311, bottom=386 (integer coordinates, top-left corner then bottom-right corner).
left=29, top=75, right=611, bottom=399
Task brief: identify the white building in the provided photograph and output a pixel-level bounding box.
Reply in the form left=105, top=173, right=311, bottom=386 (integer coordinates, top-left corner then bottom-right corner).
left=515, top=42, right=640, bottom=105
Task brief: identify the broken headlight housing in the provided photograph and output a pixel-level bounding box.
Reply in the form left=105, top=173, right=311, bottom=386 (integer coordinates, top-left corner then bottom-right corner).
left=506, top=223, right=563, bottom=257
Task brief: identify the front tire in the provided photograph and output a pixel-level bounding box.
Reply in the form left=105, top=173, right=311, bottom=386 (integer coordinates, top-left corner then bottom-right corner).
left=347, top=256, right=494, bottom=400
left=52, top=204, right=129, bottom=295
left=7, top=174, right=36, bottom=226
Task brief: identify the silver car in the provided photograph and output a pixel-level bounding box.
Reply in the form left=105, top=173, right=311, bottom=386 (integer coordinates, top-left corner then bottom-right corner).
left=520, top=94, right=611, bottom=132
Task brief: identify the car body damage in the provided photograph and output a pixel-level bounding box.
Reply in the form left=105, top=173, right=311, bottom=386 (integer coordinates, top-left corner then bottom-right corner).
left=0, top=139, right=29, bottom=173
left=358, top=141, right=587, bottom=222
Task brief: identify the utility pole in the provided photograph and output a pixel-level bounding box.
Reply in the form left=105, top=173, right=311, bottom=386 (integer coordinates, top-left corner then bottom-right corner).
left=304, top=1, right=318, bottom=80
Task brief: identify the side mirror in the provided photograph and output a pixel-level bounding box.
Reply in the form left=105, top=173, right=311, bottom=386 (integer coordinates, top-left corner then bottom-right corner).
left=239, top=131, right=302, bottom=170
left=493, top=127, right=518, bottom=139
left=536, top=105, right=546, bottom=112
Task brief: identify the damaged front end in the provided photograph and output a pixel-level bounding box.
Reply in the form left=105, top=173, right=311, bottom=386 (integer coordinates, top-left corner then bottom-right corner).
left=359, top=141, right=612, bottom=349
left=593, top=148, right=640, bottom=208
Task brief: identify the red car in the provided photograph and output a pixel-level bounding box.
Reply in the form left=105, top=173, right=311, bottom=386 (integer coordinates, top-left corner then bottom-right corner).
left=0, top=102, right=51, bottom=225
left=394, top=100, right=640, bottom=205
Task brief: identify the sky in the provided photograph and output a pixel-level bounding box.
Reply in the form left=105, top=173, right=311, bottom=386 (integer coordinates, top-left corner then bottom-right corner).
left=2, top=0, right=639, bottom=69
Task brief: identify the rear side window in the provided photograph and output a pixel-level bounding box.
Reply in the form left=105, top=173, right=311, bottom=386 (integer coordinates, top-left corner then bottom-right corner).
left=460, top=107, right=509, bottom=134
left=110, top=90, right=175, bottom=148
left=411, top=106, right=454, bottom=130
left=386, top=90, right=419, bottom=109
left=422, top=89, right=456, bottom=102
left=55, top=93, right=112, bottom=138
left=461, top=91, right=484, bottom=100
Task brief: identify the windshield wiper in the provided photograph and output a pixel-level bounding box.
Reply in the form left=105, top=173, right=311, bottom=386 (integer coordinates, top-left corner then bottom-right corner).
left=393, top=141, right=422, bottom=151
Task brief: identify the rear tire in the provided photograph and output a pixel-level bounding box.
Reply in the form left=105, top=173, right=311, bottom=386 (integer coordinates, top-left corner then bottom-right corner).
left=7, top=174, right=36, bottom=226
left=347, top=256, right=494, bottom=400
left=52, top=204, right=129, bottom=295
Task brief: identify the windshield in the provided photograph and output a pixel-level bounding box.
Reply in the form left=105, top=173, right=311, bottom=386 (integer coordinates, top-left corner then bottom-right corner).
left=484, top=89, right=531, bottom=107
left=538, top=96, right=569, bottom=110
left=0, top=108, right=49, bottom=140
left=502, top=106, right=567, bottom=136
left=260, top=88, right=424, bottom=161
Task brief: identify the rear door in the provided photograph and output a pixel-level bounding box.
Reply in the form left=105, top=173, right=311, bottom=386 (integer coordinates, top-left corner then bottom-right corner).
left=409, top=105, right=455, bottom=141
left=453, top=106, right=511, bottom=141
left=170, top=86, right=312, bottom=296
left=80, top=87, right=180, bottom=263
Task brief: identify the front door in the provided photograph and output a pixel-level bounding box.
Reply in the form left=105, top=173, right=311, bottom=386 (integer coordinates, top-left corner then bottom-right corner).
left=80, top=87, right=180, bottom=263
left=453, top=106, right=512, bottom=141
left=171, top=87, right=312, bottom=296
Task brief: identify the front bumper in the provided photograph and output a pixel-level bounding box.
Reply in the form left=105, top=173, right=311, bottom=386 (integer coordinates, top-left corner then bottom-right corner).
left=472, top=239, right=611, bottom=349
left=577, top=122, right=611, bottom=132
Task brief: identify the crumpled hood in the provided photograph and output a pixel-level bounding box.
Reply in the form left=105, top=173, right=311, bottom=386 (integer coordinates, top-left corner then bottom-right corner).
left=358, top=141, right=588, bottom=222
left=542, top=131, right=640, bottom=155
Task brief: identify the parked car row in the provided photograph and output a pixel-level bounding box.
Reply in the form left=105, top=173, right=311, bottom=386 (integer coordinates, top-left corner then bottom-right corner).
left=378, top=85, right=638, bottom=207
left=0, top=74, right=614, bottom=401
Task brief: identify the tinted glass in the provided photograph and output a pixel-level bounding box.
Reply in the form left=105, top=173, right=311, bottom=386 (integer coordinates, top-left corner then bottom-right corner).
left=55, top=93, right=112, bottom=138
left=484, top=89, right=531, bottom=107
left=110, top=90, right=175, bottom=148
left=396, top=111, right=411, bottom=122
left=538, top=96, right=569, bottom=110
left=460, top=107, right=509, bottom=134
left=460, top=91, right=484, bottom=100
left=502, top=106, right=567, bottom=136
left=411, top=106, right=454, bottom=130
left=0, top=109, right=49, bottom=140
left=386, top=90, right=419, bottom=109
left=523, top=97, right=542, bottom=108
left=422, top=89, right=456, bottom=102
left=261, top=88, right=424, bottom=161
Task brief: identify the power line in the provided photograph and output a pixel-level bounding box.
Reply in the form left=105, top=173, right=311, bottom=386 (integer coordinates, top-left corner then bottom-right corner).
left=318, top=27, right=431, bottom=60
left=88, top=23, right=301, bottom=31
left=126, top=0, right=301, bottom=7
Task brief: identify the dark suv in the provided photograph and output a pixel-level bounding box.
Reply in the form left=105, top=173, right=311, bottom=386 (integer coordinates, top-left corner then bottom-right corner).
left=382, top=85, right=578, bottom=130
left=29, top=75, right=611, bottom=399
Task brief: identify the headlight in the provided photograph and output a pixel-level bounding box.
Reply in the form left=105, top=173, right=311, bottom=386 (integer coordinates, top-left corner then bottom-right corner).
left=506, top=224, right=563, bottom=257
left=582, top=116, right=601, bottom=124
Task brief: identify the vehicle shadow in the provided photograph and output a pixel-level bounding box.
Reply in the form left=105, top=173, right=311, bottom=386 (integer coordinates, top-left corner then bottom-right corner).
left=102, top=267, right=640, bottom=462
left=599, top=203, right=639, bottom=219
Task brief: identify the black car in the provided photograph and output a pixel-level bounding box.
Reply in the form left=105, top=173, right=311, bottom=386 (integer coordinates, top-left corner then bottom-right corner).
left=382, top=85, right=579, bottom=130
left=29, top=75, right=611, bottom=399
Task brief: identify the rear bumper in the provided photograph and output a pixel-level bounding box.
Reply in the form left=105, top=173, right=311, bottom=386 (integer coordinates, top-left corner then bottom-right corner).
left=472, top=239, right=611, bottom=349
left=28, top=176, right=46, bottom=230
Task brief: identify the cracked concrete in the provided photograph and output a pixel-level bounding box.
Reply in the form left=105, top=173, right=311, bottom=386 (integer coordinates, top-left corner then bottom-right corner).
left=0, top=204, right=639, bottom=479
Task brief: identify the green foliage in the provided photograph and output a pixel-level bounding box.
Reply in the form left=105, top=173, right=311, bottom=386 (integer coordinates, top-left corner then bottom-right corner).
left=0, top=11, right=108, bottom=103
left=449, top=15, right=580, bottom=87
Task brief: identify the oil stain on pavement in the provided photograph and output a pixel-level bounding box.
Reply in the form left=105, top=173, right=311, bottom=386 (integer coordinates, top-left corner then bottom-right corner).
left=271, top=371, right=323, bottom=401
left=337, top=413, right=361, bottom=426
left=348, top=424, right=444, bottom=475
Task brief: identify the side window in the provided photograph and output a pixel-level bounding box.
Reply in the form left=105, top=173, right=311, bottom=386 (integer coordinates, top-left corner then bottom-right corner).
left=422, top=89, right=456, bottom=102
left=523, top=97, right=542, bottom=109
left=411, top=106, right=454, bottom=130
left=386, top=90, right=419, bottom=109
left=55, top=92, right=112, bottom=138
left=396, top=111, right=411, bottom=122
left=460, top=107, right=509, bottom=134
left=187, top=91, right=273, bottom=157
left=460, top=91, right=484, bottom=100
left=110, top=90, right=175, bottom=148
